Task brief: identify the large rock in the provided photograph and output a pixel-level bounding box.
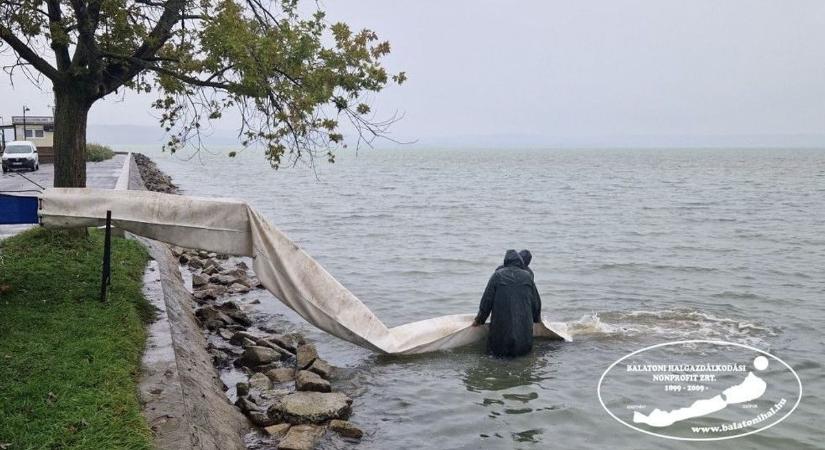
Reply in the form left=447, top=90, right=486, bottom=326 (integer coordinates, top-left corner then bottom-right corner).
left=329, top=420, right=363, bottom=439
left=209, top=349, right=233, bottom=367
left=228, top=311, right=252, bottom=327
left=234, top=396, right=257, bottom=414
left=258, top=388, right=291, bottom=404
left=195, top=306, right=234, bottom=330
left=286, top=333, right=307, bottom=346
left=216, top=303, right=252, bottom=326
left=216, top=300, right=240, bottom=311
left=220, top=268, right=247, bottom=279
left=229, top=282, right=250, bottom=294
left=240, top=346, right=282, bottom=366
left=277, top=424, right=325, bottom=450
left=263, top=423, right=290, bottom=437
left=295, top=344, right=317, bottom=370
left=295, top=370, right=330, bottom=393
left=230, top=331, right=260, bottom=345
left=307, top=358, right=333, bottom=380
left=248, top=410, right=276, bottom=427
left=265, top=368, right=296, bottom=383
left=218, top=328, right=234, bottom=340
left=232, top=331, right=290, bottom=354
left=208, top=340, right=243, bottom=356
left=235, top=278, right=256, bottom=289
left=249, top=372, right=271, bottom=391
left=210, top=274, right=237, bottom=286
left=268, top=392, right=352, bottom=424
left=258, top=339, right=291, bottom=356
left=269, top=334, right=297, bottom=353
left=187, top=257, right=204, bottom=269
left=192, top=285, right=227, bottom=301
left=236, top=394, right=278, bottom=427
left=192, top=273, right=209, bottom=288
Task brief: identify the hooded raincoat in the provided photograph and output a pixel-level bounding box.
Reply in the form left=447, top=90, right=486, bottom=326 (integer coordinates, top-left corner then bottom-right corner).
left=519, top=249, right=533, bottom=278
left=474, top=250, right=542, bottom=357
left=497, top=249, right=534, bottom=278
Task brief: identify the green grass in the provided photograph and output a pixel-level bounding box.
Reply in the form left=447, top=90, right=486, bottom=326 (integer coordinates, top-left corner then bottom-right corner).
left=0, top=228, right=154, bottom=450
left=85, top=144, right=115, bottom=162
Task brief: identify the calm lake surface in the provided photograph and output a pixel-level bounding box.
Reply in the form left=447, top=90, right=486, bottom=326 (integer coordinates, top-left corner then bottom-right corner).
left=130, top=146, right=823, bottom=449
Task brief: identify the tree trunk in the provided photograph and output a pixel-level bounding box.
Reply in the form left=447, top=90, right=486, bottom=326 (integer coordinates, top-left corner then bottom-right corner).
left=53, top=87, right=92, bottom=188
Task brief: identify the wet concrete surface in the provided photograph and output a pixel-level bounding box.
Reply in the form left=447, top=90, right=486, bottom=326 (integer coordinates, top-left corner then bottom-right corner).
left=138, top=259, right=194, bottom=449
left=129, top=159, right=247, bottom=450
left=136, top=237, right=249, bottom=450
left=0, top=155, right=126, bottom=239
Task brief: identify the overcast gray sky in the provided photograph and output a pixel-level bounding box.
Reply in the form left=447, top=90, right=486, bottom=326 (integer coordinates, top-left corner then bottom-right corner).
left=2, top=0, right=825, bottom=146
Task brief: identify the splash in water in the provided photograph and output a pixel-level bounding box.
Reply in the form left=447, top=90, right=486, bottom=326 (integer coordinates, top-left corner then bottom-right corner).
left=565, top=309, right=777, bottom=346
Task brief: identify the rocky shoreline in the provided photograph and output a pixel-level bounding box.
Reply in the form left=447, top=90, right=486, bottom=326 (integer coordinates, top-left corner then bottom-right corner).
left=134, top=153, right=362, bottom=450
left=133, top=152, right=178, bottom=193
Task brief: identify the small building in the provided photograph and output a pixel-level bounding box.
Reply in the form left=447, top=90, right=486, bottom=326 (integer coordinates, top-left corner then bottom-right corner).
left=10, top=116, right=55, bottom=162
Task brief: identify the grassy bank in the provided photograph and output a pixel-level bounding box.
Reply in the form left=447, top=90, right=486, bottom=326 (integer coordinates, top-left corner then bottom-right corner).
left=0, top=228, right=153, bottom=449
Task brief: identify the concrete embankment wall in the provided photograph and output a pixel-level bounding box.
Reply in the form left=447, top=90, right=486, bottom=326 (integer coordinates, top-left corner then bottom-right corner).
left=126, top=154, right=248, bottom=450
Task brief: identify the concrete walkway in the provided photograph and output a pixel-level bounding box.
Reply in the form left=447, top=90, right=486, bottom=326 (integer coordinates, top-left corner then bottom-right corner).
left=0, top=155, right=125, bottom=239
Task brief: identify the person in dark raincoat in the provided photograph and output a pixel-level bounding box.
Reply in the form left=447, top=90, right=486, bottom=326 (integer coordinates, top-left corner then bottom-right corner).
left=472, top=249, right=542, bottom=357
left=519, top=249, right=533, bottom=278
left=495, top=249, right=533, bottom=278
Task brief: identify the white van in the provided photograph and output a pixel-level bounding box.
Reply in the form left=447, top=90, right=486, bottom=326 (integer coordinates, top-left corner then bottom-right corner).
left=1, top=141, right=40, bottom=173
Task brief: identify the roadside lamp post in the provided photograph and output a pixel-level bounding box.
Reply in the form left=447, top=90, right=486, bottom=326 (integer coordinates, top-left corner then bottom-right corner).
left=0, top=115, right=5, bottom=151
left=22, top=105, right=30, bottom=141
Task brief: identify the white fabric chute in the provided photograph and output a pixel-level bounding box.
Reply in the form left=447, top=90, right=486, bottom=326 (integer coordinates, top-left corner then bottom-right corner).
left=40, top=188, right=570, bottom=354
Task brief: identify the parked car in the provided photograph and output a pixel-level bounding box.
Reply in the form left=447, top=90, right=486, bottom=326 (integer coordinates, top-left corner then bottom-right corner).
left=1, top=141, right=39, bottom=173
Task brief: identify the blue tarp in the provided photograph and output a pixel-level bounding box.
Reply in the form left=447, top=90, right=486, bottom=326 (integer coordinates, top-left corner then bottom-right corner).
left=0, top=194, right=39, bottom=224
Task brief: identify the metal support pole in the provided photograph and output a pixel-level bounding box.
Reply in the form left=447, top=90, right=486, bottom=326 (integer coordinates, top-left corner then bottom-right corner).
left=22, top=106, right=28, bottom=140
left=100, top=210, right=112, bottom=302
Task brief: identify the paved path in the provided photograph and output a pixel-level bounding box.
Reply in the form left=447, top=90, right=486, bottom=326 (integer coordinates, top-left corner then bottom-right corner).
left=0, top=155, right=126, bottom=239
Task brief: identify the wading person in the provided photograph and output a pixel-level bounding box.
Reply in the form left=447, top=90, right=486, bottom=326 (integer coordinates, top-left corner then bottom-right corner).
left=472, top=249, right=542, bottom=357
left=519, top=249, right=533, bottom=278
left=496, top=249, right=533, bottom=278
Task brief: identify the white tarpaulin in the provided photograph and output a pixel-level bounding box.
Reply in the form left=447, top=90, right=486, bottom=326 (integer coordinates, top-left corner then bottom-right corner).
left=40, top=187, right=570, bottom=354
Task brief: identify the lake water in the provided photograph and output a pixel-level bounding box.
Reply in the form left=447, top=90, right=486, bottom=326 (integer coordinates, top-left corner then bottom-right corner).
left=129, top=146, right=824, bottom=449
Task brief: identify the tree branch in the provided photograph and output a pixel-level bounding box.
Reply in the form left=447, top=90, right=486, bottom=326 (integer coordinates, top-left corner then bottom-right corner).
left=0, top=26, right=61, bottom=80
left=69, top=0, right=101, bottom=71
left=133, top=0, right=187, bottom=60
left=96, top=0, right=188, bottom=95
left=45, top=0, right=71, bottom=70
left=149, top=64, right=236, bottom=90
left=98, top=51, right=239, bottom=95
